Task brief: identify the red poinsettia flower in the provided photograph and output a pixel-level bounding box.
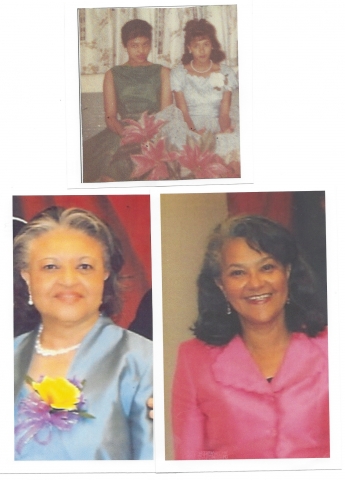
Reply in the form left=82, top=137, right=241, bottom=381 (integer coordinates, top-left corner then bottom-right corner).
left=176, top=144, right=232, bottom=179
left=130, top=138, right=179, bottom=180
left=120, top=111, right=166, bottom=146
left=226, top=160, right=241, bottom=178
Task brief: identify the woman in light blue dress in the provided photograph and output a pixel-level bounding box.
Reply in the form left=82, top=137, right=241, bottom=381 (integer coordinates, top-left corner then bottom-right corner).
left=158, top=19, right=240, bottom=164
left=14, top=206, right=153, bottom=460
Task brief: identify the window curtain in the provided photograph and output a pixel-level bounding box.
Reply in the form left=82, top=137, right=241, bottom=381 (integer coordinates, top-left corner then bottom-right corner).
left=79, top=5, right=238, bottom=74
left=13, top=195, right=151, bottom=330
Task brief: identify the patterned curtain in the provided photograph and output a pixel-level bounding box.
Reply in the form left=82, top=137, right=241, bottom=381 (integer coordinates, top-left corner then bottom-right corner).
left=79, top=5, right=238, bottom=74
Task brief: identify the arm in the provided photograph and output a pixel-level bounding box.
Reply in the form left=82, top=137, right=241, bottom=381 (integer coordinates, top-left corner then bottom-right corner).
left=219, top=90, right=234, bottom=133
left=160, top=66, right=173, bottom=110
left=103, top=69, right=125, bottom=135
left=174, top=91, right=197, bottom=132
left=129, top=360, right=153, bottom=460
left=172, top=343, right=205, bottom=460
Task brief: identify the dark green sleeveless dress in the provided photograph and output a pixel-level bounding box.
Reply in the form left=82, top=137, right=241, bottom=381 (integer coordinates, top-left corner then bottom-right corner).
left=83, top=64, right=162, bottom=182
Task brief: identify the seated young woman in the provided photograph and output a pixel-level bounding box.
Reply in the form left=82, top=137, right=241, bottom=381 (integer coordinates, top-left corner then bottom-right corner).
left=82, top=19, right=172, bottom=182
left=157, top=19, right=240, bottom=165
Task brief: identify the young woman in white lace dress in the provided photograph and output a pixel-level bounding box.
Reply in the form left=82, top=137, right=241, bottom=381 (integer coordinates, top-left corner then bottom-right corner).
left=158, top=19, right=240, bottom=163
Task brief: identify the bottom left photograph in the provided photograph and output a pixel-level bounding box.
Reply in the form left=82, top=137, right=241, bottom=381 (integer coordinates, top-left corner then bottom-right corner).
left=12, top=195, right=153, bottom=461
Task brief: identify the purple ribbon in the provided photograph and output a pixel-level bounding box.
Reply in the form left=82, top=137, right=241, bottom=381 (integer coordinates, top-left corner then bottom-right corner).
left=15, top=392, right=80, bottom=454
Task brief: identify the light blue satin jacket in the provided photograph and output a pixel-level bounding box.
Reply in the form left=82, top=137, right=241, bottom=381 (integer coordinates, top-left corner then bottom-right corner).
left=14, top=316, right=153, bottom=460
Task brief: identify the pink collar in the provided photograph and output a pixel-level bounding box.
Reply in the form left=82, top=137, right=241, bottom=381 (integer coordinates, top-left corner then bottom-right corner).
left=212, top=331, right=328, bottom=394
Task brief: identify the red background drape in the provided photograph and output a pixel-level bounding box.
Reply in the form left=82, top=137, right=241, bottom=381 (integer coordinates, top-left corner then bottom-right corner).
left=227, top=192, right=293, bottom=229
left=13, top=195, right=151, bottom=329
left=14, top=192, right=326, bottom=326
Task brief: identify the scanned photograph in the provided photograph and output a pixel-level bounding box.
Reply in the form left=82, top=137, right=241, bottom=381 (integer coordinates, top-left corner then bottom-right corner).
left=13, top=195, right=153, bottom=460
left=161, top=191, right=328, bottom=460
left=79, top=6, right=240, bottom=182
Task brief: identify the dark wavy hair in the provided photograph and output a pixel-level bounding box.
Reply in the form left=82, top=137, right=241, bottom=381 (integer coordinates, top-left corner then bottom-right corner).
left=181, top=19, right=226, bottom=65
left=193, top=215, right=327, bottom=346
left=121, top=19, right=152, bottom=47
left=13, top=206, right=124, bottom=336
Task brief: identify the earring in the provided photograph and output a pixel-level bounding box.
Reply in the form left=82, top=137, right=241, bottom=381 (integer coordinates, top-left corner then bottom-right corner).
left=286, top=296, right=290, bottom=305
left=28, top=292, right=33, bottom=306
left=26, top=283, right=33, bottom=305
left=227, top=302, right=232, bottom=315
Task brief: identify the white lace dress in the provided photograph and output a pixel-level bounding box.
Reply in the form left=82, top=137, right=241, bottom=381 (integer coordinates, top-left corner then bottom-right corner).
left=156, top=63, right=240, bottom=163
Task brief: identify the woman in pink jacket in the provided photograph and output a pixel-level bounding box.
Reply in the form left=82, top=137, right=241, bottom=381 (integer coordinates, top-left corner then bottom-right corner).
left=172, top=215, right=329, bottom=459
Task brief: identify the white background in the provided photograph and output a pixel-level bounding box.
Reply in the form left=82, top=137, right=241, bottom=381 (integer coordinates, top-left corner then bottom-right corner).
left=1, top=0, right=345, bottom=479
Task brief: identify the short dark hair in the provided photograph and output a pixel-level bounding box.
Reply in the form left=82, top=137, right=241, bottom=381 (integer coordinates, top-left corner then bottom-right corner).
left=13, top=206, right=124, bottom=336
left=193, top=215, right=327, bottom=345
left=121, top=19, right=152, bottom=47
left=181, top=19, right=226, bottom=65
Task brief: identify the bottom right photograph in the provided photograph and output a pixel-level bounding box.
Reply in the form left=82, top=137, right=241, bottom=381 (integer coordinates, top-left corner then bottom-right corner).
left=161, top=191, right=328, bottom=460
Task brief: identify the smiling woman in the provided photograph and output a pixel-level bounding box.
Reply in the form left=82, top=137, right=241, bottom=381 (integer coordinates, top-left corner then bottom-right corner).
left=20, top=228, right=109, bottom=330
left=216, top=238, right=291, bottom=337
left=13, top=206, right=153, bottom=460
left=171, top=215, right=329, bottom=460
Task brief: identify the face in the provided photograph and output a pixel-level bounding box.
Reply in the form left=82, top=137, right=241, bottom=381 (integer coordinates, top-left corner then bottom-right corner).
left=216, top=237, right=291, bottom=329
left=21, top=228, right=109, bottom=328
left=126, top=36, right=151, bottom=66
left=188, top=36, right=212, bottom=64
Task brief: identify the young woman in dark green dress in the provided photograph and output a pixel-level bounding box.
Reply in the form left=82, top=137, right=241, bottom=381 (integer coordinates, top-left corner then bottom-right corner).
left=83, top=19, right=172, bottom=182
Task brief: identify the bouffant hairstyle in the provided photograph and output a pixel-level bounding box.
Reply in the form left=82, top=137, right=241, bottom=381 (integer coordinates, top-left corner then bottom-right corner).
left=181, top=19, right=226, bottom=65
left=121, top=19, right=152, bottom=47
left=13, top=206, right=124, bottom=336
left=193, top=215, right=327, bottom=346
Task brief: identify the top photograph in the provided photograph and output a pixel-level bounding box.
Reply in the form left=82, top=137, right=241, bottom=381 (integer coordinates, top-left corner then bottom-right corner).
left=79, top=5, right=241, bottom=183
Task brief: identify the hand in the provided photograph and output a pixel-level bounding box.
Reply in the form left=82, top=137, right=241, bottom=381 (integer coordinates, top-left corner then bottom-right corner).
left=189, top=125, right=206, bottom=135
left=106, top=115, right=125, bottom=136
left=222, top=124, right=235, bottom=133
left=222, top=120, right=235, bottom=133
left=147, top=397, right=153, bottom=419
left=114, top=122, right=125, bottom=136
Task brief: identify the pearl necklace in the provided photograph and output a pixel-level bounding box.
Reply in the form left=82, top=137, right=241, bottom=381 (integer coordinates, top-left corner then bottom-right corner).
left=35, top=324, right=81, bottom=357
left=190, top=59, right=213, bottom=74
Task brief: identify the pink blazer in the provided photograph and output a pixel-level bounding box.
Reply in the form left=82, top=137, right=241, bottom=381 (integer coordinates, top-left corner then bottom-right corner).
left=172, top=330, right=329, bottom=459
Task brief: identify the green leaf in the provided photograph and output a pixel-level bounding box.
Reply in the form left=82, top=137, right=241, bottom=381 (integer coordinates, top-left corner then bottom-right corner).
left=25, top=375, right=34, bottom=386
left=79, top=411, right=96, bottom=419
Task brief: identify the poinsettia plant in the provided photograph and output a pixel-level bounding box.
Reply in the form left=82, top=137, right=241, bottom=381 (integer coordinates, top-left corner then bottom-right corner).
left=176, top=143, right=230, bottom=179
left=120, top=111, right=167, bottom=146
left=130, top=138, right=180, bottom=180
left=116, top=111, right=240, bottom=181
